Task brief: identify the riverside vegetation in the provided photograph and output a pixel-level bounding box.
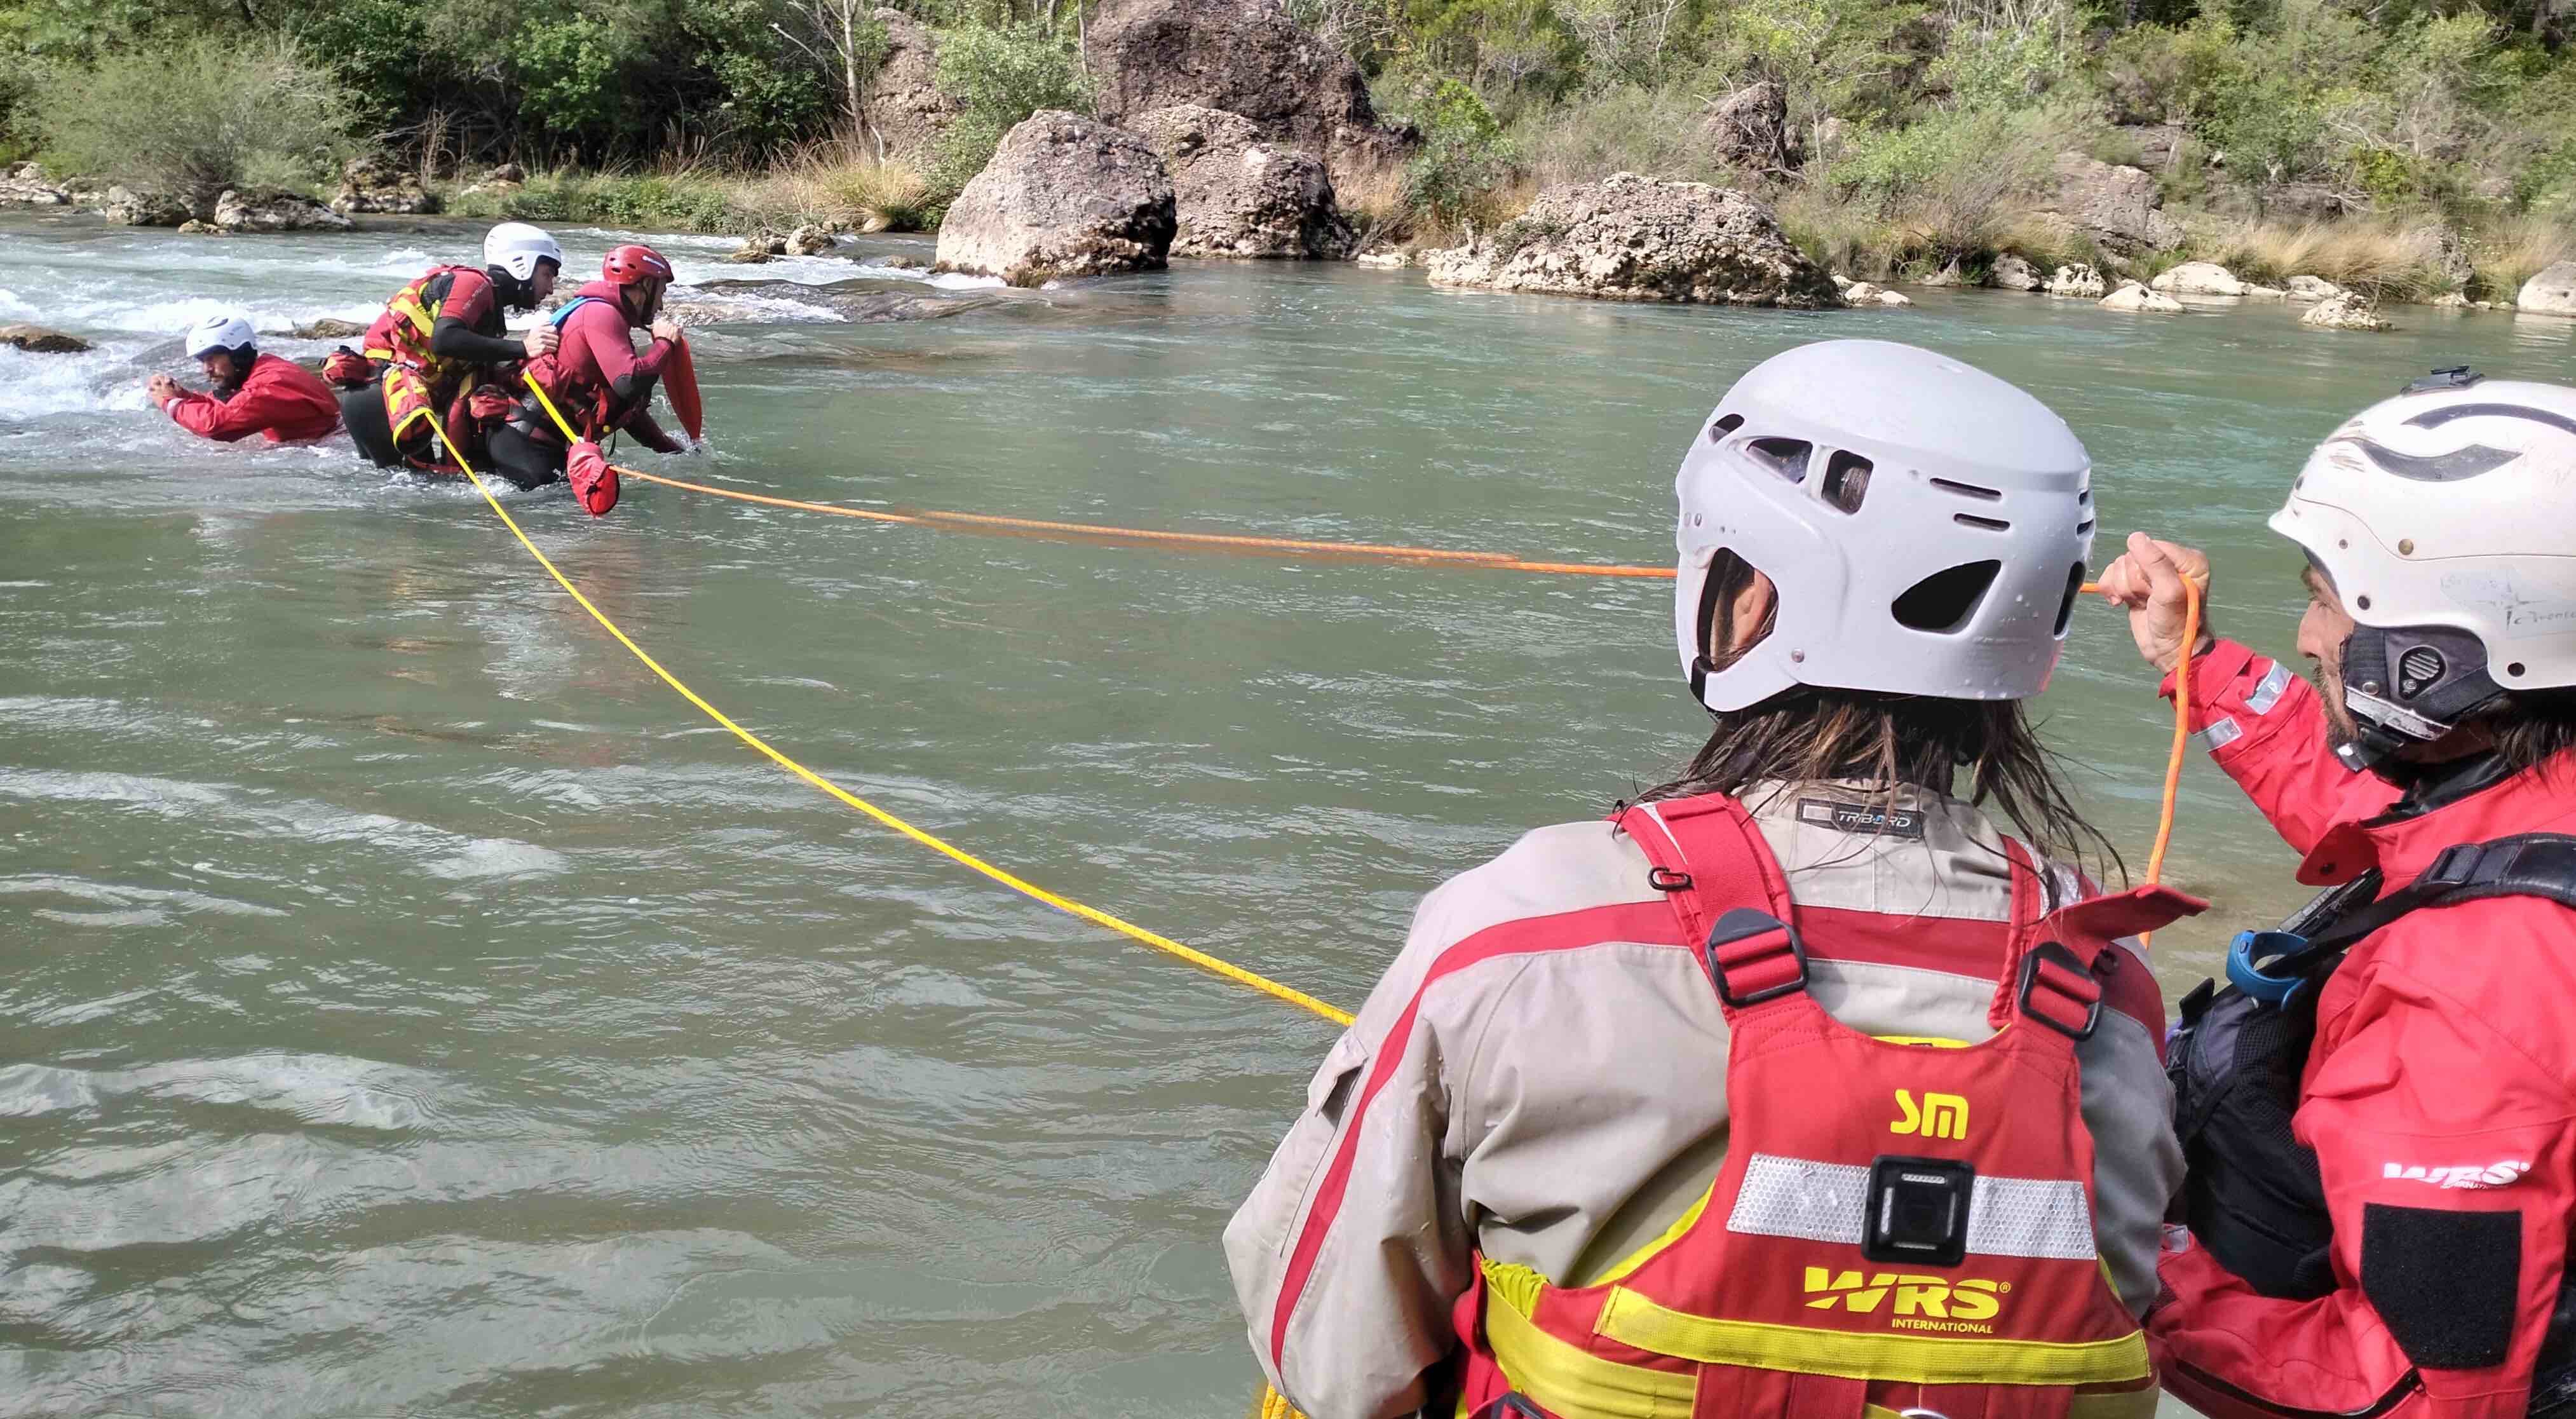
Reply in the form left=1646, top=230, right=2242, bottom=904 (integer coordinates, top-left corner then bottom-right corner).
left=3, top=0, right=2573, bottom=299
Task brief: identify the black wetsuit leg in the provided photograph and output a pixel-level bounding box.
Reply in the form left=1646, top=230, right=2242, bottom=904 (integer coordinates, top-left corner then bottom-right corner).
left=341, top=384, right=402, bottom=468
left=485, top=423, right=568, bottom=491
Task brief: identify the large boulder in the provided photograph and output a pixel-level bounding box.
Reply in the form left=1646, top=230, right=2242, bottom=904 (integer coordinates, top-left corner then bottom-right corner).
left=1, top=163, right=69, bottom=205
left=860, top=9, right=964, bottom=163
left=1130, top=104, right=1354, bottom=259
left=1, top=324, right=92, bottom=353
left=1704, top=81, right=1799, bottom=174
left=1990, top=253, right=2042, bottom=291
left=2047, top=263, right=2105, bottom=298
left=331, top=156, right=438, bottom=215
left=2519, top=261, right=2576, bottom=316
left=2151, top=261, right=2246, bottom=297
left=2045, top=153, right=2181, bottom=254
left=2301, top=292, right=2392, bottom=331
left=933, top=111, right=1177, bottom=286
left=215, top=187, right=353, bottom=232
left=101, top=185, right=194, bottom=226
left=1084, top=0, right=1416, bottom=187
left=2100, top=280, right=2183, bottom=312
left=1423, top=172, right=1838, bottom=308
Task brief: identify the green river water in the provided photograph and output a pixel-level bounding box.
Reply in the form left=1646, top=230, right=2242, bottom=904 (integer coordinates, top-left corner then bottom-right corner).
left=6, top=211, right=2575, bottom=1416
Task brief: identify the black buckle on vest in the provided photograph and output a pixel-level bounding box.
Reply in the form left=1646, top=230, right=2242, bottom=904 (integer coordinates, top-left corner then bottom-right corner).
left=1647, top=866, right=1693, bottom=893
left=2016, top=940, right=2102, bottom=1041
left=1704, top=908, right=1808, bottom=1008
left=1863, top=1155, right=1976, bottom=1266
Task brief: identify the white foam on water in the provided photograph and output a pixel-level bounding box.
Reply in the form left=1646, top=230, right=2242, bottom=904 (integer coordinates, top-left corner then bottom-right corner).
left=925, top=271, right=1007, bottom=291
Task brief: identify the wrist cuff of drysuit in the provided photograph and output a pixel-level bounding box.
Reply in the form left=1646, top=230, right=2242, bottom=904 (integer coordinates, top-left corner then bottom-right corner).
left=2160, top=638, right=2262, bottom=731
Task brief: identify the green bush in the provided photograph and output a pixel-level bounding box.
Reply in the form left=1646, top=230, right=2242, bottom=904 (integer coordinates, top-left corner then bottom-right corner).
left=27, top=32, right=360, bottom=196
left=926, top=20, right=1090, bottom=196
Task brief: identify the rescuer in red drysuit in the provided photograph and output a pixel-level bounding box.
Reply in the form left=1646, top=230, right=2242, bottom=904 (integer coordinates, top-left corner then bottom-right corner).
left=486, top=242, right=686, bottom=513
left=2099, top=372, right=2576, bottom=1419
left=1230, top=340, right=2197, bottom=1419
left=148, top=311, right=339, bottom=443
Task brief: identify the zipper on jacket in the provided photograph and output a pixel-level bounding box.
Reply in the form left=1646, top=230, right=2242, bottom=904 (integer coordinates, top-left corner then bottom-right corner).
left=2171, top=1357, right=2422, bottom=1418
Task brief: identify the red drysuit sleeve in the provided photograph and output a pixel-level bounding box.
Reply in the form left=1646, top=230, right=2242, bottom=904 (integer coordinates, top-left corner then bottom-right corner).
left=2162, top=639, right=2403, bottom=857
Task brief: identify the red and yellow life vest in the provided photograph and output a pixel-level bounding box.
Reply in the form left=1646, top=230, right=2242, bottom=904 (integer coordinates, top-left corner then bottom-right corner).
left=360, top=265, right=502, bottom=464
left=1451, top=794, right=2186, bottom=1419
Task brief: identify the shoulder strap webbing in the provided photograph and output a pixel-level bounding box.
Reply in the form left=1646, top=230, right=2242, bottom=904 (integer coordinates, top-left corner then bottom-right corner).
left=2305, top=832, right=2576, bottom=958
left=548, top=295, right=601, bottom=329
left=1617, top=796, right=1800, bottom=1017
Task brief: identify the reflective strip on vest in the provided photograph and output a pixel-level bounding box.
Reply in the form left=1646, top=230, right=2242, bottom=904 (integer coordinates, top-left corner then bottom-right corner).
left=1595, top=1286, right=2151, bottom=1387
left=1725, top=1154, right=2097, bottom=1261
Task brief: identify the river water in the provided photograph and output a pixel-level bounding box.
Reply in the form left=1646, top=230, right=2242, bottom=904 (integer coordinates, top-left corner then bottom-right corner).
left=5, top=211, right=2575, bottom=1416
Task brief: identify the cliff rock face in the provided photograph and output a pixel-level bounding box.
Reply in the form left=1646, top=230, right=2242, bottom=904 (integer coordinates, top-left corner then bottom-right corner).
left=1425, top=173, right=1839, bottom=308
left=1131, top=104, right=1355, bottom=259
left=860, top=10, right=964, bottom=163
left=933, top=112, right=1177, bottom=286
left=2046, top=153, right=2181, bottom=254
left=1084, top=0, right=1416, bottom=186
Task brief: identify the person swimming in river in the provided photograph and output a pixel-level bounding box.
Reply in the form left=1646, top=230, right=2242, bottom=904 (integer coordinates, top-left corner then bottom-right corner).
left=149, top=311, right=341, bottom=444
left=330, top=222, right=564, bottom=475
left=490, top=242, right=695, bottom=516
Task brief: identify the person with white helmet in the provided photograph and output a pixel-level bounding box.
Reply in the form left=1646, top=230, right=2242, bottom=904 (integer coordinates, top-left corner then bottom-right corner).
left=147, top=309, right=339, bottom=444
left=2100, top=370, right=2576, bottom=1418
left=335, top=221, right=564, bottom=472
left=1229, top=339, right=2194, bottom=1419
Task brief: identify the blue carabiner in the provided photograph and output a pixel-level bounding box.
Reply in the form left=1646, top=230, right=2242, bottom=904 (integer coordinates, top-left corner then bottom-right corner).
left=2226, top=930, right=2316, bottom=1009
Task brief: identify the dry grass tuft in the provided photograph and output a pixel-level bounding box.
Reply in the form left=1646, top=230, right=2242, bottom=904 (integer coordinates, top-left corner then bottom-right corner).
left=730, top=142, right=937, bottom=233
left=2472, top=214, right=2576, bottom=301
left=2206, top=219, right=2457, bottom=300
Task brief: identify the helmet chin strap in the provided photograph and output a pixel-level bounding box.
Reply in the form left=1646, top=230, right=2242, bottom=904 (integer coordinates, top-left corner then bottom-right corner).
left=2335, top=624, right=2503, bottom=774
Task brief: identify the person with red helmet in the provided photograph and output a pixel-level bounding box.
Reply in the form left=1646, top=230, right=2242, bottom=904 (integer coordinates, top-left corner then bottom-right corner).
left=484, top=242, right=690, bottom=515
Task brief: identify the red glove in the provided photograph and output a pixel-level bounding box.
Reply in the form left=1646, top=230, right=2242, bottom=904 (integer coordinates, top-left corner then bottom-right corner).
left=322, top=349, right=374, bottom=390
left=467, top=384, right=516, bottom=422
left=569, top=440, right=618, bottom=516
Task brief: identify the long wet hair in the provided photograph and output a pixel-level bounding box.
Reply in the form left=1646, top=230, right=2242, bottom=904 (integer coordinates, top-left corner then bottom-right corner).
left=1634, top=550, right=2121, bottom=876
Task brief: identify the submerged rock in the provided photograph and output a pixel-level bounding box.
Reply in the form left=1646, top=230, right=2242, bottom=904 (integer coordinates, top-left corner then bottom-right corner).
left=2301, top=293, right=2391, bottom=330
left=1132, top=104, right=1355, bottom=259
left=1990, top=254, right=2042, bottom=291
left=1, top=323, right=92, bottom=353
left=2517, top=261, right=2576, bottom=316
left=1423, top=172, right=1837, bottom=308
left=215, top=187, right=352, bottom=232
left=933, top=111, right=1176, bottom=287
left=2100, top=280, right=2184, bottom=312
left=2151, top=261, right=2245, bottom=296
left=2047, top=263, right=2106, bottom=297
left=332, top=156, right=438, bottom=215
left=1084, top=0, right=1416, bottom=186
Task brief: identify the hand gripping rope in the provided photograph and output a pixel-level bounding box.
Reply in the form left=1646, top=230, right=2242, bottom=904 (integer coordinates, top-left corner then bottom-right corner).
left=464, top=397, right=2202, bottom=1418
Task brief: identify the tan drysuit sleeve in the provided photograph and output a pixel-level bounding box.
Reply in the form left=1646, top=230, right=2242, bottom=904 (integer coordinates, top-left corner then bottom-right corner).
left=1222, top=872, right=1507, bottom=1419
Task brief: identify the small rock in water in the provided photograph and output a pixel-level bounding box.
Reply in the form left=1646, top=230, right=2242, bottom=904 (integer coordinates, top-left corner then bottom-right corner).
left=1989, top=253, right=2042, bottom=291
left=1354, top=249, right=1407, bottom=268
left=784, top=224, right=837, bottom=255
left=726, top=238, right=775, bottom=264
left=2284, top=274, right=2345, bottom=302
left=177, top=219, right=222, bottom=235
left=1, top=323, right=93, bottom=353
left=2431, top=291, right=2472, bottom=309
left=878, top=254, right=927, bottom=269
left=2150, top=261, right=2245, bottom=296
left=2099, top=280, right=2184, bottom=312
left=214, top=187, right=353, bottom=233
left=1842, top=282, right=1913, bottom=306
left=289, top=318, right=368, bottom=340
left=1918, top=261, right=1965, bottom=287
left=2300, top=292, right=2392, bottom=330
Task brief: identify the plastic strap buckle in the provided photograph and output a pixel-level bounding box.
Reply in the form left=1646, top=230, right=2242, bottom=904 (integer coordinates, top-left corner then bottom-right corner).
left=2225, top=929, right=2319, bottom=1009
left=1647, top=866, right=1693, bottom=893
left=2016, top=940, right=2102, bottom=1040
left=1703, top=908, right=1808, bottom=1008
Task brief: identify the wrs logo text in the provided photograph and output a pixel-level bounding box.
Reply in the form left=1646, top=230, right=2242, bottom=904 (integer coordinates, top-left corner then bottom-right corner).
left=2383, top=1159, right=2530, bottom=1190
left=1802, top=1268, right=2006, bottom=1331
left=1891, top=1090, right=1970, bottom=1141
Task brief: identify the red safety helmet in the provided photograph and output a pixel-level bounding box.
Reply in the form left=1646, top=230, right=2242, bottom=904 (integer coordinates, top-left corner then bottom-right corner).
left=602, top=243, right=674, bottom=285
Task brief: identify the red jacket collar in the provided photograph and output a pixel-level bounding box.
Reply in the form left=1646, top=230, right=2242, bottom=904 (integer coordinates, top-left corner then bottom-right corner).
left=2300, top=751, right=2576, bottom=888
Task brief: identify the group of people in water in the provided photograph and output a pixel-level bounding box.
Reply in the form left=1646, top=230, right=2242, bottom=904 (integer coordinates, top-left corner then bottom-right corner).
left=1229, top=346, right=2576, bottom=1419
left=149, top=221, right=697, bottom=517
left=137, top=211, right=2576, bottom=1416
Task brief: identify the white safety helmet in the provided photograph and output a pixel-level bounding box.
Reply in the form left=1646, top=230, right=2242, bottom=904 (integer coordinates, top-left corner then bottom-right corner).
left=184, top=311, right=257, bottom=359
left=1674, top=340, right=2096, bottom=712
left=2270, top=370, right=2576, bottom=762
left=483, top=221, right=562, bottom=283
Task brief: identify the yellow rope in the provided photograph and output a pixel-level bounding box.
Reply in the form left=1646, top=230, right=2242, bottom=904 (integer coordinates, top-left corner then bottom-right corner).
left=421, top=407, right=1354, bottom=1029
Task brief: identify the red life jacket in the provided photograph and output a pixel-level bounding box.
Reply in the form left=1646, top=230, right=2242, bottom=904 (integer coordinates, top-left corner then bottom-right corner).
left=1450, top=792, right=2195, bottom=1419
left=360, top=264, right=507, bottom=468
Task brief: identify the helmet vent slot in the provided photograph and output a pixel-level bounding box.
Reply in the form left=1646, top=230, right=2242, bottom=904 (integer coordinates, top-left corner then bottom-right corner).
left=1744, top=437, right=1813, bottom=483
left=1930, top=477, right=2003, bottom=501
left=1820, top=451, right=1873, bottom=514
left=1892, top=560, right=2002, bottom=634
left=1953, top=513, right=2011, bottom=532
left=2075, top=517, right=2096, bottom=535
left=1709, top=413, right=1745, bottom=442
left=2053, top=562, right=2085, bottom=635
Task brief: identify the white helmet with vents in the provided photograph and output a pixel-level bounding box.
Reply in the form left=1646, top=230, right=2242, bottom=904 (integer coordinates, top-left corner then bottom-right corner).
left=483, top=221, right=562, bottom=283
left=1674, top=340, right=2096, bottom=712
left=184, top=311, right=257, bottom=358
left=2271, top=372, right=2576, bottom=761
